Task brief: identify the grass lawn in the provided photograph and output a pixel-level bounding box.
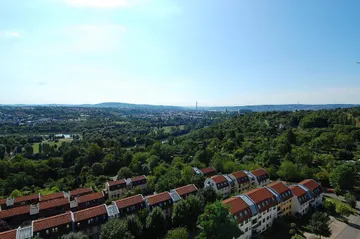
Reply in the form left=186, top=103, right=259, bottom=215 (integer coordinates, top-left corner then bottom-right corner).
left=33, top=138, right=73, bottom=154
left=324, top=196, right=357, bottom=214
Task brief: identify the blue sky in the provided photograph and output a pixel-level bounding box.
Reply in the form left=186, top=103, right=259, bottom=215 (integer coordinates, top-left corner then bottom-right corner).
left=1, top=0, right=360, bottom=106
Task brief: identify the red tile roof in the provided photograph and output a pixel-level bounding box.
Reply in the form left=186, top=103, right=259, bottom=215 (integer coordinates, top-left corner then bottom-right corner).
left=211, top=175, right=228, bottom=184
left=73, top=204, right=107, bottom=222
left=115, top=194, right=144, bottom=209
left=130, top=175, right=146, bottom=182
left=33, top=212, right=72, bottom=232
left=0, top=198, right=6, bottom=205
left=289, top=185, right=306, bottom=198
left=175, top=184, right=198, bottom=197
left=14, top=193, right=39, bottom=204
left=76, top=192, right=104, bottom=204
left=231, top=171, right=248, bottom=179
left=200, top=167, right=217, bottom=176
left=245, top=187, right=274, bottom=204
left=268, top=181, right=293, bottom=201
left=223, top=197, right=250, bottom=215
left=245, top=188, right=278, bottom=212
left=108, top=179, right=126, bottom=187
left=0, top=205, right=30, bottom=219
left=299, top=179, right=322, bottom=193
left=267, top=181, right=289, bottom=194
left=70, top=187, right=92, bottom=197
left=146, top=192, right=171, bottom=206
left=40, top=192, right=64, bottom=202
left=0, top=229, right=17, bottom=239
left=223, top=197, right=253, bottom=223
left=289, top=185, right=311, bottom=204
left=251, top=168, right=268, bottom=177
left=39, top=198, right=69, bottom=210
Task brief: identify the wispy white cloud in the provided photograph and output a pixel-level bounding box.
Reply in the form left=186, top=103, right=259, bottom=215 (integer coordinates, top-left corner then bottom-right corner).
left=62, top=0, right=145, bottom=8
left=1, top=31, right=21, bottom=38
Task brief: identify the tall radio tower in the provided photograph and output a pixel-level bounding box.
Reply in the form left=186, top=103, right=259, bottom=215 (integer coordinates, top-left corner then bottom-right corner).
left=196, top=101, right=198, bottom=111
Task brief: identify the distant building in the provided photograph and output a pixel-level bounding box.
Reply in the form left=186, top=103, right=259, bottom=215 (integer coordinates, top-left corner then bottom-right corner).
left=299, top=179, right=323, bottom=208
left=205, top=175, right=231, bottom=198
left=267, top=182, right=293, bottom=218
left=229, top=171, right=252, bottom=193
left=73, top=205, right=108, bottom=238
left=170, top=184, right=198, bottom=202
left=145, top=192, right=174, bottom=218
left=75, top=192, right=105, bottom=211
left=127, top=175, right=148, bottom=190
left=250, top=168, right=270, bottom=187
left=106, top=179, right=127, bottom=200
left=244, top=187, right=280, bottom=234
left=32, top=212, right=73, bottom=239
left=199, top=167, right=217, bottom=177
left=114, top=194, right=146, bottom=217
left=223, top=196, right=254, bottom=239
left=289, top=185, right=312, bottom=216
left=68, top=187, right=93, bottom=201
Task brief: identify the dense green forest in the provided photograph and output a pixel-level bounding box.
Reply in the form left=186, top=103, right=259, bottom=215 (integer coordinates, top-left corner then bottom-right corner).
left=1, top=107, right=360, bottom=198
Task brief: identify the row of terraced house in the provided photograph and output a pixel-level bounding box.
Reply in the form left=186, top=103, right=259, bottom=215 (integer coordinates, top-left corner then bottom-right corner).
left=0, top=167, right=323, bottom=239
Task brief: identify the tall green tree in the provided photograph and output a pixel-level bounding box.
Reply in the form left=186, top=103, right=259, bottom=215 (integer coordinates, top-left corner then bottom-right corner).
left=196, top=201, right=242, bottom=239
left=0, top=144, right=6, bottom=159
left=330, top=164, right=356, bottom=191
left=126, top=215, right=143, bottom=238
left=198, top=186, right=217, bottom=205
left=117, top=167, right=133, bottom=179
left=344, top=192, right=357, bottom=208
left=61, top=232, right=88, bottom=239
left=172, top=195, right=203, bottom=230
left=100, top=219, right=133, bottom=239
left=146, top=207, right=168, bottom=239
left=309, top=212, right=331, bottom=239
left=165, top=228, right=188, bottom=239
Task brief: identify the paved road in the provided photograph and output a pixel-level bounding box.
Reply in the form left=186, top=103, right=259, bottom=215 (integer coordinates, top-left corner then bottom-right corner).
left=336, top=215, right=360, bottom=239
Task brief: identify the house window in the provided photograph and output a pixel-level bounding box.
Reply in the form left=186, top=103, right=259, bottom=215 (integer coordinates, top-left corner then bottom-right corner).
left=46, top=230, right=49, bottom=235
left=234, top=215, right=238, bottom=220
left=67, top=224, right=70, bottom=229
left=77, top=223, right=80, bottom=227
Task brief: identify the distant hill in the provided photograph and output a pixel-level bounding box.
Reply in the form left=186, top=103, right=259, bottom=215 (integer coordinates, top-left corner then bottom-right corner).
left=1, top=103, right=359, bottom=112
left=79, top=102, right=184, bottom=110
left=195, top=104, right=360, bottom=112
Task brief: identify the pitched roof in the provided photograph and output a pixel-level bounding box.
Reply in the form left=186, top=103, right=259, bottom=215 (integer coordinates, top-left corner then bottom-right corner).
left=70, top=187, right=92, bottom=197
left=245, top=187, right=275, bottom=204
left=200, top=167, right=216, bottom=175
left=289, top=185, right=306, bottom=198
left=76, top=192, right=104, bottom=204
left=108, top=179, right=126, bottom=187
left=33, top=212, right=72, bottom=232
left=299, top=179, right=322, bottom=193
left=130, top=175, right=146, bottom=183
left=40, top=192, right=65, bottom=202
left=267, top=181, right=290, bottom=195
left=0, top=198, right=6, bottom=205
left=115, top=194, right=144, bottom=209
left=211, top=175, right=228, bottom=184
left=231, top=171, right=248, bottom=179
left=0, top=205, right=30, bottom=219
left=223, top=197, right=250, bottom=215
left=251, top=168, right=268, bottom=177
left=289, top=185, right=311, bottom=204
left=175, top=184, right=198, bottom=197
left=73, top=204, right=107, bottom=222
left=0, top=229, right=17, bottom=239
left=146, top=192, right=171, bottom=206
left=14, top=193, right=39, bottom=204
left=39, top=198, right=69, bottom=210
